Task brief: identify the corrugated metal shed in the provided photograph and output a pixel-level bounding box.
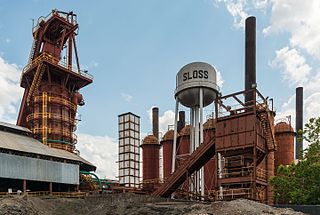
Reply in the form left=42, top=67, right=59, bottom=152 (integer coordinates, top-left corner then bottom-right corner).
left=0, top=121, right=31, bottom=133
left=0, top=129, right=96, bottom=171
left=0, top=152, right=79, bottom=184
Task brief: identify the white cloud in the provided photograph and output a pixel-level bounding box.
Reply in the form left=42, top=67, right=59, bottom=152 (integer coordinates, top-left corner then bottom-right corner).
left=215, top=0, right=249, bottom=28
left=216, top=70, right=224, bottom=89
left=5, top=38, right=11, bottom=43
left=275, top=94, right=295, bottom=127
left=0, top=56, right=23, bottom=122
left=159, top=110, right=175, bottom=134
left=263, top=0, right=320, bottom=59
left=271, top=46, right=311, bottom=86
left=147, top=107, right=175, bottom=136
left=77, top=133, right=118, bottom=179
left=253, top=0, right=269, bottom=9
left=120, top=92, right=133, bottom=102
left=214, top=0, right=269, bottom=28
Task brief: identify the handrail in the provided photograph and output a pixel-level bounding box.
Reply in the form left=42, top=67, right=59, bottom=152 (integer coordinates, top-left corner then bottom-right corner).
left=33, top=95, right=77, bottom=111
left=27, top=113, right=76, bottom=125
left=142, top=178, right=162, bottom=184
left=32, top=10, right=78, bottom=34
left=33, top=128, right=76, bottom=140
left=22, top=52, right=93, bottom=80
left=215, top=188, right=253, bottom=200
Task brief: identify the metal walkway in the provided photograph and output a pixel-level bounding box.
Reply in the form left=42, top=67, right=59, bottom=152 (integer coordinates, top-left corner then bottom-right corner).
left=152, top=138, right=215, bottom=198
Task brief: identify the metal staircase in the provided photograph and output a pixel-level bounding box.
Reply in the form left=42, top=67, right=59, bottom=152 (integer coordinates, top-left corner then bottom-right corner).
left=152, top=138, right=215, bottom=198
left=28, top=31, right=40, bottom=64
left=258, top=110, right=276, bottom=150
left=27, top=63, right=46, bottom=105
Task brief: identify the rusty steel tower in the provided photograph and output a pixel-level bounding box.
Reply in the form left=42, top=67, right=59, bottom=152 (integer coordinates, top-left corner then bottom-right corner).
left=17, top=10, right=93, bottom=152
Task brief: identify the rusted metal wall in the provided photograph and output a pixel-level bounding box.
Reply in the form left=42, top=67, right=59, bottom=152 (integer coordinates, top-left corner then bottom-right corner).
left=142, top=136, right=160, bottom=181
left=162, top=141, right=173, bottom=180
left=203, top=120, right=216, bottom=194
left=216, top=115, right=258, bottom=150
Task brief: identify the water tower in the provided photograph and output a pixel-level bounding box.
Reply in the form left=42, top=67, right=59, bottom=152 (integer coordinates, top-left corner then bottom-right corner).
left=172, top=62, right=219, bottom=197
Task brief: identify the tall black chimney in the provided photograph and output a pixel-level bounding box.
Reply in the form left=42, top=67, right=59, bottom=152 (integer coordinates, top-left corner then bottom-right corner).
left=177, top=111, right=185, bottom=133
left=245, top=16, right=256, bottom=103
left=295, top=87, right=303, bottom=159
left=152, top=107, right=159, bottom=141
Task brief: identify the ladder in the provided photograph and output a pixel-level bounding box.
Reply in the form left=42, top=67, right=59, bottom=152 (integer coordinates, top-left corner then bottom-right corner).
left=27, top=63, right=46, bottom=105
left=28, top=31, right=39, bottom=64
left=259, top=111, right=276, bottom=150
left=42, top=92, right=48, bottom=145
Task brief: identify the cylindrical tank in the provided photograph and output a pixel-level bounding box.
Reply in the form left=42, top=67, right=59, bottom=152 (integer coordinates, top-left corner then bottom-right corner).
left=161, top=130, right=174, bottom=180
left=274, top=122, right=295, bottom=172
left=141, top=135, right=160, bottom=183
left=203, top=118, right=216, bottom=194
left=175, top=62, right=219, bottom=108
left=177, top=125, right=190, bottom=168
left=27, top=82, right=78, bottom=152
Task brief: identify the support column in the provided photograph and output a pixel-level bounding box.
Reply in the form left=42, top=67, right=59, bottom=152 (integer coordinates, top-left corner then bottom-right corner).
left=23, top=180, right=27, bottom=193
left=172, top=100, right=179, bottom=173
left=49, top=182, right=53, bottom=194
left=200, top=88, right=205, bottom=198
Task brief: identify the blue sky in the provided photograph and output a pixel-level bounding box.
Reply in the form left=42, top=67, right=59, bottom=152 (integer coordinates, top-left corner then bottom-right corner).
left=1, top=0, right=319, bottom=178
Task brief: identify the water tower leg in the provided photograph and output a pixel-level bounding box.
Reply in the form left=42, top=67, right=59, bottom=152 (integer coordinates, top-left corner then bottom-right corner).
left=199, top=88, right=205, bottom=198
left=190, top=108, right=195, bottom=195
left=172, top=100, right=179, bottom=173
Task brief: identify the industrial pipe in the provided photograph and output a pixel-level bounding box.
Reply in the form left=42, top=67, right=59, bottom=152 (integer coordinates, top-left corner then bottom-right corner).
left=295, top=87, right=303, bottom=159
left=245, top=16, right=256, bottom=103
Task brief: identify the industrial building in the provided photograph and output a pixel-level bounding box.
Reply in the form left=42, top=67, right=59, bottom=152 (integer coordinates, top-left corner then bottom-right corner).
left=0, top=9, right=302, bottom=206
left=0, top=121, right=95, bottom=193
left=144, top=16, right=299, bottom=205
left=0, top=10, right=96, bottom=194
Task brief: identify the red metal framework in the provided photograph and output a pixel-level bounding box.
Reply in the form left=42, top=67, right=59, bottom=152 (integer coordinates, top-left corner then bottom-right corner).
left=214, top=88, right=275, bottom=204
left=17, top=10, right=93, bottom=152
left=153, top=88, right=276, bottom=204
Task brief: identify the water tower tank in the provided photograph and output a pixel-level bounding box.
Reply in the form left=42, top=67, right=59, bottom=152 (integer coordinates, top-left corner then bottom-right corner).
left=175, top=62, right=219, bottom=108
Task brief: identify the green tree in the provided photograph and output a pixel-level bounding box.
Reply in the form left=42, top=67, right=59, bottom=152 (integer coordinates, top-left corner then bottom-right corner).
left=270, top=117, right=320, bottom=204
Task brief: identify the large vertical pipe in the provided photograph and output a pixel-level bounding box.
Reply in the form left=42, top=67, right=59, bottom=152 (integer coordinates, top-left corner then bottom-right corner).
left=245, top=16, right=256, bottom=103
left=295, top=87, right=303, bottom=159
left=178, top=111, right=186, bottom=132
left=172, top=101, right=179, bottom=173
left=199, top=88, right=205, bottom=198
left=152, top=107, right=159, bottom=140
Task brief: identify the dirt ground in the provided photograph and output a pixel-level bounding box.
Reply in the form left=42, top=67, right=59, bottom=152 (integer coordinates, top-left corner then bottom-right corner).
left=0, top=193, right=305, bottom=215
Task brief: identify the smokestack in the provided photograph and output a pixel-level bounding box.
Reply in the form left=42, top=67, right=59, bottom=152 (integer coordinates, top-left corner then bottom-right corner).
left=295, top=87, right=303, bottom=159
left=152, top=107, right=159, bottom=141
left=245, top=16, right=256, bottom=103
left=177, top=111, right=185, bottom=132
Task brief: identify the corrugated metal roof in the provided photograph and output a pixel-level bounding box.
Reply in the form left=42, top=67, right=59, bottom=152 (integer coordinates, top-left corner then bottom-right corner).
left=0, top=121, right=31, bottom=133
left=0, top=130, right=96, bottom=171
